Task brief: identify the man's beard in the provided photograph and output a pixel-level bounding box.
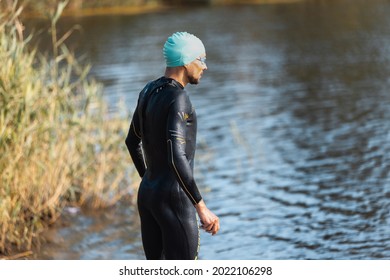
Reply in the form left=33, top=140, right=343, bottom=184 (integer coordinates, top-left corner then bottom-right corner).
left=188, top=75, right=199, bottom=85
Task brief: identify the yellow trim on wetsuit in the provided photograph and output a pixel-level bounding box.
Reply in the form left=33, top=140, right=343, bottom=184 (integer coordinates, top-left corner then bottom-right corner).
left=195, top=216, right=200, bottom=260
left=167, top=139, right=198, bottom=205
left=132, top=120, right=142, bottom=139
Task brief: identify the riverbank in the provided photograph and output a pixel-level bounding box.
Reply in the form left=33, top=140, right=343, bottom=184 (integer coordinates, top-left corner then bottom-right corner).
left=21, top=2, right=167, bottom=18
left=9, top=0, right=304, bottom=18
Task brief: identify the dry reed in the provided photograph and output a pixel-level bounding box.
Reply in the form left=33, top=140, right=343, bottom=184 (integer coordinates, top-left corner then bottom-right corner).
left=0, top=1, right=137, bottom=255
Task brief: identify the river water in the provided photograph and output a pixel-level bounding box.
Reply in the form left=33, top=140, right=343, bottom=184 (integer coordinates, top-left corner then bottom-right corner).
left=29, top=0, right=390, bottom=259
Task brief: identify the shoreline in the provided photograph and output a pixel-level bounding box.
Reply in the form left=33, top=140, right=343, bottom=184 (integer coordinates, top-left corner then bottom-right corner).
left=62, top=4, right=165, bottom=17
left=22, top=4, right=166, bottom=19
left=21, top=0, right=304, bottom=19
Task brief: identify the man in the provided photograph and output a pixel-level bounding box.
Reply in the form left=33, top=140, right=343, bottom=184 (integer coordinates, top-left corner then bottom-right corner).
left=125, top=32, right=220, bottom=260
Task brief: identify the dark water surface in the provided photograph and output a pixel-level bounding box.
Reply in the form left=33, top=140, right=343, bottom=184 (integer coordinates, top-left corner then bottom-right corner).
left=30, top=0, right=390, bottom=259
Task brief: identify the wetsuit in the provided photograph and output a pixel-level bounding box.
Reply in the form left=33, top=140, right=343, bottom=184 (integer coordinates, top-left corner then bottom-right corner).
left=125, top=77, right=202, bottom=260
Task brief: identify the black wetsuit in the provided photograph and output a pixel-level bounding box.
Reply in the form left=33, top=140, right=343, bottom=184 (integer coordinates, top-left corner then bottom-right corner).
left=125, top=77, right=202, bottom=260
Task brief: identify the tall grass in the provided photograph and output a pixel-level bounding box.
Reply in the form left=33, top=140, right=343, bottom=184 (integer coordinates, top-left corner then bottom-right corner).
left=0, top=1, right=137, bottom=255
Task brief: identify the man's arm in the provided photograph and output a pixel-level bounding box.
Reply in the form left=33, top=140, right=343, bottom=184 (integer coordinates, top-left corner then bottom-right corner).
left=166, top=92, right=202, bottom=204
left=166, top=92, right=219, bottom=235
left=125, top=105, right=146, bottom=177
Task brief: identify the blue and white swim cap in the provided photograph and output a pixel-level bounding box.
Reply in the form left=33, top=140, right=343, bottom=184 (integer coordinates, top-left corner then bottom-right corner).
left=163, top=32, right=205, bottom=67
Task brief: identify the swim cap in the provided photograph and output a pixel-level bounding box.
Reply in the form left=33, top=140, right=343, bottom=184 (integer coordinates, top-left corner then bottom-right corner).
left=163, top=32, right=205, bottom=67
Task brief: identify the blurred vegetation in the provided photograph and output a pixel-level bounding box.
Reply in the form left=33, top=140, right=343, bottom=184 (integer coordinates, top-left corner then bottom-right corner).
left=0, top=1, right=138, bottom=257
left=1, top=0, right=302, bottom=17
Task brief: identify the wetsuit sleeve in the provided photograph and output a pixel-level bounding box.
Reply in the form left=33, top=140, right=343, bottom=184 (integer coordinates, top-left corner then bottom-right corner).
left=166, top=93, right=202, bottom=205
left=125, top=104, right=146, bottom=177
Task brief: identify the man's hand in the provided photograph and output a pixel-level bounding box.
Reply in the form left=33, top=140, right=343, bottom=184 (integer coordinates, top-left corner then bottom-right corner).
left=195, top=199, right=220, bottom=235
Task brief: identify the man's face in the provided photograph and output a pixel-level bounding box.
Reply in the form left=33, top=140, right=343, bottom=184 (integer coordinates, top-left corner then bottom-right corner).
left=185, top=54, right=207, bottom=85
